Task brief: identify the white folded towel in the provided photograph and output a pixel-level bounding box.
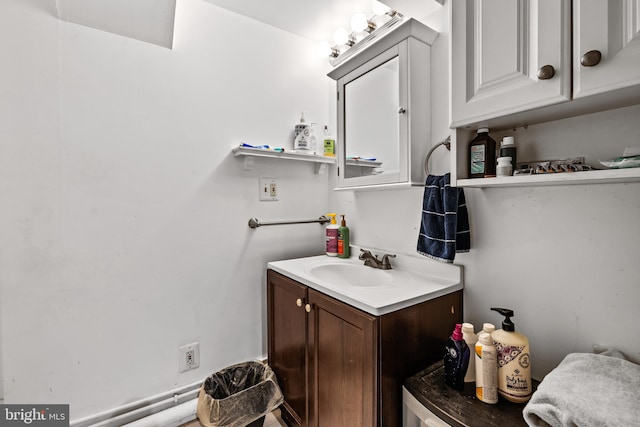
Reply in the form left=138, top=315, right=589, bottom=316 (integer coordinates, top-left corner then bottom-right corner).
left=523, top=352, right=640, bottom=427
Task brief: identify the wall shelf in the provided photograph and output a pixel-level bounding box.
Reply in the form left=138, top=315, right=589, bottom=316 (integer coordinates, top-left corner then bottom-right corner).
left=456, top=167, right=640, bottom=188
left=232, top=146, right=336, bottom=174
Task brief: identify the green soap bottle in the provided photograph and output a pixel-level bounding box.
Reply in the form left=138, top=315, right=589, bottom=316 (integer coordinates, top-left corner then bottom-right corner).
left=338, top=215, right=350, bottom=258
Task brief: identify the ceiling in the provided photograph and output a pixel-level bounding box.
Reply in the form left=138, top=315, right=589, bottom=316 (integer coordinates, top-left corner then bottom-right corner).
left=55, top=0, right=177, bottom=48
left=203, top=0, right=444, bottom=42
left=54, top=0, right=443, bottom=49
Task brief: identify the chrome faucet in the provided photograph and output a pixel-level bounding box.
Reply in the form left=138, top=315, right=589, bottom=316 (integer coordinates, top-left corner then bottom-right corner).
left=359, top=249, right=396, bottom=270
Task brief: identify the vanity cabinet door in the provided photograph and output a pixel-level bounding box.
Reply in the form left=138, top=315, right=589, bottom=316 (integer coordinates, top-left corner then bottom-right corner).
left=450, top=0, right=571, bottom=128
left=307, top=288, right=378, bottom=427
left=267, top=270, right=308, bottom=426
left=573, top=0, right=640, bottom=99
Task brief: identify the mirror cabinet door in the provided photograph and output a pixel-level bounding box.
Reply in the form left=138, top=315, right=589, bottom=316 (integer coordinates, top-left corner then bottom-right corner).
left=344, top=56, right=400, bottom=179
left=337, top=42, right=408, bottom=189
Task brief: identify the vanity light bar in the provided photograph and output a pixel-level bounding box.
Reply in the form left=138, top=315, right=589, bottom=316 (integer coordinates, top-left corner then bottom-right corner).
left=329, top=11, right=404, bottom=67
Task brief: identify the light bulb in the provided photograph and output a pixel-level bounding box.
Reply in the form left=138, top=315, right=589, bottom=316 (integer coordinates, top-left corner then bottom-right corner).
left=372, top=0, right=391, bottom=16
left=350, top=13, right=368, bottom=32
left=333, top=27, right=350, bottom=46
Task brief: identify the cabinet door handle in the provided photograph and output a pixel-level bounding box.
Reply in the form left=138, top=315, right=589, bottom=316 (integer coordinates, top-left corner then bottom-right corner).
left=305, top=303, right=312, bottom=313
left=537, top=65, right=555, bottom=80
left=398, top=107, right=406, bottom=114
left=296, top=298, right=303, bottom=307
left=580, top=50, right=602, bottom=67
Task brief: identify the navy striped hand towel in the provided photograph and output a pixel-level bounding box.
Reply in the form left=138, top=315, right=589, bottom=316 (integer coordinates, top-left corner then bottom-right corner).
left=417, top=173, right=470, bottom=263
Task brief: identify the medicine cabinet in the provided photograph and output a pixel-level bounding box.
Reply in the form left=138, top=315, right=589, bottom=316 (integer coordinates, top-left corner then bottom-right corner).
left=328, top=19, right=438, bottom=190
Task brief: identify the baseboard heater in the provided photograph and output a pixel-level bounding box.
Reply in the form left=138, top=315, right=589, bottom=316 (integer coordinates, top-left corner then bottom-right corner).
left=70, top=380, right=202, bottom=427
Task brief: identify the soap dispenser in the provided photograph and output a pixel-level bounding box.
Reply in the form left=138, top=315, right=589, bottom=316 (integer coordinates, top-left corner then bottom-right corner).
left=490, top=308, right=532, bottom=403
left=337, top=215, right=350, bottom=258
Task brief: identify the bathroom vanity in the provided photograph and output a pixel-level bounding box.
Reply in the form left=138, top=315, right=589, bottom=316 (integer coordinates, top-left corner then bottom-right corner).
left=267, top=253, right=463, bottom=427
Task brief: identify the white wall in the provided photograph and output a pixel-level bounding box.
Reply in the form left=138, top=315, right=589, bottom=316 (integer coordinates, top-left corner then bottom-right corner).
left=332, top=6, right=640, bottom=380
left=0, top=0, right=333, bottom=419
left=2, top=0, right=639, bottom=420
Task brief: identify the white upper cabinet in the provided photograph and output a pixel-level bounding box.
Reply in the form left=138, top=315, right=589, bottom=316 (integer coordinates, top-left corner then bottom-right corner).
left=451, top=0, right=640, bottom=129
left=573, top=0, right=640, bottom=99
left=450, top=0, right=571, bottom=128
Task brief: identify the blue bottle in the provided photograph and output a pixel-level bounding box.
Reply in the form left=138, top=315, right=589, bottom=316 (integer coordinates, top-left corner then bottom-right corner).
left=444, top=323, right=470, bottom=391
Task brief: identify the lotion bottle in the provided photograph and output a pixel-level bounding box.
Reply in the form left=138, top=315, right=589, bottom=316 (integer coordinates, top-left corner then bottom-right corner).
left=462, top=323, right=477, bottom=383
left=337, top=215, right=350, bottom=258
left=475, top=332, right=498, bottom=404
left=325, top=214, right=338, bottom=256
left=490, top=308, right=532, bottom=403
left=443, top=324, right=470, bottom=391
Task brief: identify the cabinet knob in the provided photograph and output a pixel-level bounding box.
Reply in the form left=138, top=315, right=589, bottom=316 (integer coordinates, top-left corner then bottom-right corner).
left=398, top=107, right=406, bottom=114
left=580, top=50, right=602, bottom=67
left=537, top=65, right=555, bottom=80
left=296, top=298, right=303, bottom=307
left=305, top=304, right=312, bottom=313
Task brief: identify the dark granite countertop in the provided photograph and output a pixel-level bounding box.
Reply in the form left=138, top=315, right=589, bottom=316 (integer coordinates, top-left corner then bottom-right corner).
left=404, top=360, right=538, bottom=427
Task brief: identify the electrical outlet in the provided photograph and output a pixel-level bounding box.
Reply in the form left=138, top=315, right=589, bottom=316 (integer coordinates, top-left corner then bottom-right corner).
left=178, top=342, right=200, bottom=373
left=259, top=178, right=278, bottom=201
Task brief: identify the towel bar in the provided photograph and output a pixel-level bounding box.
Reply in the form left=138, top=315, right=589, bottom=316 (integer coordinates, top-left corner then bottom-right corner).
left=248, top=216, right=330, bottom=229
left=424, top=136, right=451, bottom=176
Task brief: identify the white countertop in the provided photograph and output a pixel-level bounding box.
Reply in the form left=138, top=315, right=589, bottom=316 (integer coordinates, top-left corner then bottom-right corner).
left=268, top=247, right=463, bottom=316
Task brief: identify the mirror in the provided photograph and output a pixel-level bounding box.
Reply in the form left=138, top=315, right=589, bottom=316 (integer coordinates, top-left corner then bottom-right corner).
left=344, top=57, right=400, bottom=178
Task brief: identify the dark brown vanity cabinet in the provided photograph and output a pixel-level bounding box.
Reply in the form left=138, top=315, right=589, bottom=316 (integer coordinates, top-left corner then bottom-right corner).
left=267, top=269, right=462, bottom=427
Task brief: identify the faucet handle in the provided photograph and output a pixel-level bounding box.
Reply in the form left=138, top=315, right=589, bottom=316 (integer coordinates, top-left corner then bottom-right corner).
left=359, top=249, right=373, bottom=260
left=380, top=253, right=396, bottom=269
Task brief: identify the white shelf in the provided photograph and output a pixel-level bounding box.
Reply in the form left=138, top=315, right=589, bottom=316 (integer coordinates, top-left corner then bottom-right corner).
left=232, top=146, right=336, bottom=174
left=346, top=159, right=383, bottom=168
left=456, top=167, right=640, bottom=188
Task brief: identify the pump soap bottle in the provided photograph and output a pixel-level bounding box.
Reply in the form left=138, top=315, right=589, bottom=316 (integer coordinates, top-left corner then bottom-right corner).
left=490, top=308, right=532, bottom=403
left=444, top=324, right=470, bottom=391
left=337, top=215, right=350, bottom=258
left=325, top=214, right=339, bottom=256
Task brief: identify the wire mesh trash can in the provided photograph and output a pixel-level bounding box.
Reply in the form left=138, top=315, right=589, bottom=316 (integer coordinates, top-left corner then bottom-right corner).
left=196, top=361, right=284, bottom=427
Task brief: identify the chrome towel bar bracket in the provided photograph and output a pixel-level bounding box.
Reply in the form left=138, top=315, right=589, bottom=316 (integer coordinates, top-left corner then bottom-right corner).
left=248, top=216, right=330, bottom=229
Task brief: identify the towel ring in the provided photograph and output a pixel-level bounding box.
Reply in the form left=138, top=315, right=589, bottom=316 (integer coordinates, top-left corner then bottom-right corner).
left=424, top=136, right=451, bottom=176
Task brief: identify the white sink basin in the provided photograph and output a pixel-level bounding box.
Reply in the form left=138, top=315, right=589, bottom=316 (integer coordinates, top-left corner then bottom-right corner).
left=268, top=248, right=463, bottom=316
left=306, top=263, right=394, bottom=288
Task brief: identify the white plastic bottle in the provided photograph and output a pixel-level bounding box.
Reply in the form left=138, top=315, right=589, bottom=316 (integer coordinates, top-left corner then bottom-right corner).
left=481, top=323, right=496, bottom=335
left=325, top=213, right=339, bottom=256
left=462, top=323, right=477, bottom=383
left=294, top=112, right=311, bottom=152
left=475, top=332, right=498, bottom=404
left=496, top=157, right=513, bottom=177
left=491, top=308, right=532, bottom=403
left=309, top=123, right=317, bottom=154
